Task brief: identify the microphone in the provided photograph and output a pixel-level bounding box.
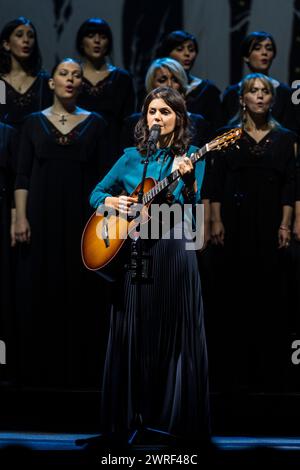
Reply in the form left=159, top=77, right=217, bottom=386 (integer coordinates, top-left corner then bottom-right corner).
left=148, top=124, right=161, bottom=149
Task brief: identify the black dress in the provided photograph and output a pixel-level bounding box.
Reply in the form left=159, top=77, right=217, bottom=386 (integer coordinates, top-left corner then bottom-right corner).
left=283, top=152, right=300, bottom=354
left=206, top=127, right=297, bottom=390
left=0, top=123, right=18, bottom=381
left=15, top=112, right=109, bottom=387
left=185, top=79, right=223, bottom=131
left=0, top=71, right=53, bottom=130
left=120, top=111, right=211, bottom=154
left=101, top=234, right=210, bottom=441
left=77, top=67, right=135, bottom=166
left=222, top=80, right=296, bottom=132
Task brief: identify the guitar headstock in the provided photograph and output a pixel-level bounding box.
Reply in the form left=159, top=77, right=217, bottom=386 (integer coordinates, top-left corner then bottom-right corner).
left=207, top=128, right=242, bottom=152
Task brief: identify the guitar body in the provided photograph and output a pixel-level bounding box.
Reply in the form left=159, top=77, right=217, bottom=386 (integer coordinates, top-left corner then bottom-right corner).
left=81, top=128, right=242, bottom=273
left=81, top=177, right=156, bottom=271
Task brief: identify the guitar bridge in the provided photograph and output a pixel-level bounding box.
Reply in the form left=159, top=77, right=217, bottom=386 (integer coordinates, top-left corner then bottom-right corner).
left=102, top=218, right=110, bottom=248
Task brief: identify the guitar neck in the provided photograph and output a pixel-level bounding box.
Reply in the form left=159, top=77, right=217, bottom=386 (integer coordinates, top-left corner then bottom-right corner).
left=143, top=143, right=209, bottom=204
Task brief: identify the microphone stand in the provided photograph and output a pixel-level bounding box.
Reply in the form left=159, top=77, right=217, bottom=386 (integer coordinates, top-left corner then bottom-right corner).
left=126, top=141, right=153, bottom=443
left=76, top=136, right=178, bottom=453
left=126, top=141, right=178, bottom=449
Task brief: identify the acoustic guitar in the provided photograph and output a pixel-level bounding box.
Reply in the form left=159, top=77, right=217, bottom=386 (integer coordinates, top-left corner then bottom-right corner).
left=81, top=128, right=242, bottom=271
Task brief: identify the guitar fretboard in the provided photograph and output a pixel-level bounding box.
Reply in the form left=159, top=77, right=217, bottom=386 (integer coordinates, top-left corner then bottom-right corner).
left=142, top=144, right=208, bottom=204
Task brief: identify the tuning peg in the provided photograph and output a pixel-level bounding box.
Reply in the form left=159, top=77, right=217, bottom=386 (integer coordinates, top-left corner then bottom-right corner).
left=235, top=144, right=240, bottom=150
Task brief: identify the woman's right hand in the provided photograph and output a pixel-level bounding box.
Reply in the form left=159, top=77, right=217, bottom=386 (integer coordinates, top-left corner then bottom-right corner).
left=15, top=216, right=31, bottom=243
left=105, top=195, right=138, bottom=215
left=211, top=220, right=225, bottom=245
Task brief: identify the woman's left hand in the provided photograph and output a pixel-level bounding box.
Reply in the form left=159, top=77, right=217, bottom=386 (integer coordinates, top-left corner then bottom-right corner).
left=178, top=156, right=195, bottom=188
left=278, top=226, right=291, bottom=248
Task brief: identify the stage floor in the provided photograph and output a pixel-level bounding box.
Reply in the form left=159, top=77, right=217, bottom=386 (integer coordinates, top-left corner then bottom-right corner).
left=1, top=387, right=300, bottom=465
left=0, top=433, right=300, bottom=466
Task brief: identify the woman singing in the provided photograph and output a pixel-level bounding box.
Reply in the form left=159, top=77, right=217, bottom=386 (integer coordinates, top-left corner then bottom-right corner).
left=89, top=87, right=210, bottom=446
left=0, top=16, right=52, bottom=129
left=76, top=17, right=135, bottom=166
left=120, top=57, right=210, bottom=152
left=14, top=58, right=107, bottom=387
left=208, top=73, right=297, bottom=391
left=156, top=30, right=222, bottom=130
left=222, top=31, right=295, bottom=132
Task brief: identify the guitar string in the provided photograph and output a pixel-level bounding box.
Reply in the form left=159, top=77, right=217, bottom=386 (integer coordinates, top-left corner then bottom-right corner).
left=141, top=131, right=240, bottom=204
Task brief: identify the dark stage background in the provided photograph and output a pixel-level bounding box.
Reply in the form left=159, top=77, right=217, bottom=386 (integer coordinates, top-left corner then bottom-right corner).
left=0, top=0, right=300, bottom=93
left=0, top=0, right=300, bottom=453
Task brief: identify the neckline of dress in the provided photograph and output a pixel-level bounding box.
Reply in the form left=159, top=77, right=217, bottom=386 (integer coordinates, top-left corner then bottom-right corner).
left=186, top=78, right=206, bottom=96
left=40, top=112, right=92, bottom=136
left=243, top=128, right=274, bottom=145
left=82, top=68, right=116, bottom=87
left=1, top=75, right=38, bottom=96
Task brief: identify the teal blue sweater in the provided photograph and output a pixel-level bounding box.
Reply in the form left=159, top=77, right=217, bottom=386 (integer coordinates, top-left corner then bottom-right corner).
left=90, top=146, right=205, bottom=208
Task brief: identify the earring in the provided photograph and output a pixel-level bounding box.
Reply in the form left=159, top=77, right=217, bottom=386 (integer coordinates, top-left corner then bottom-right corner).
left=242, top=103, right=247, bottom=125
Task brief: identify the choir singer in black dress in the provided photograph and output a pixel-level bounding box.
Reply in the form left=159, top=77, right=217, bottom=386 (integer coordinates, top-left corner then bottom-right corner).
left=222, top=31, right=295, bottom=132
left=14, top=58, right=108, bottom=387
left=0, top=16, right=52, bottom=129
left=156, top=30, right=222, bottom=130
left=0, top=122, right=18, bottom=384
left=208, top=73, right=297, bottom=391
left=76, top=17, right=135, bottom=166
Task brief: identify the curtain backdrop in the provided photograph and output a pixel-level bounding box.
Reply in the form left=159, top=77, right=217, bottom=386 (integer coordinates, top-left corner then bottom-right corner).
left=0, top=0, right=298, bottom=95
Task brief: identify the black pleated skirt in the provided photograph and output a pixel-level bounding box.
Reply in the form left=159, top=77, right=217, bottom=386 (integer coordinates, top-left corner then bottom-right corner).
left=100, top=224, right=210, bottom=440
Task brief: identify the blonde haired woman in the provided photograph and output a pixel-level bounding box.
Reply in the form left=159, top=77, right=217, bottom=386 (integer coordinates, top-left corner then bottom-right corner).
left=121, top=57, right=210, bottom=151
left=207, top=73, right=297, bottom=391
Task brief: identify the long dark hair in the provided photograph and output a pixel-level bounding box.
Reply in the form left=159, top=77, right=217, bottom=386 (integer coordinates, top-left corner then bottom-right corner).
left=76, top=18, right=113, bottom=57
left=0, top=17, right=42, bottom=75
left=156, top=30, right=198, bottom=58
left=135, top=87, right=192, bottom=155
